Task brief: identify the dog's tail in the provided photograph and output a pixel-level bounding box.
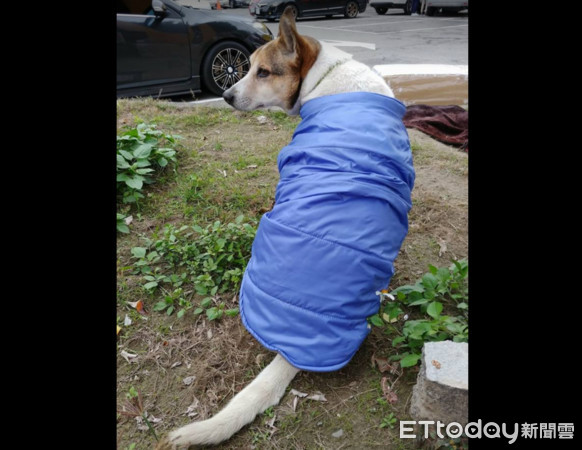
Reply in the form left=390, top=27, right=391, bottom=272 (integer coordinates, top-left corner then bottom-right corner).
left=156, top=354, right=300, bottom=449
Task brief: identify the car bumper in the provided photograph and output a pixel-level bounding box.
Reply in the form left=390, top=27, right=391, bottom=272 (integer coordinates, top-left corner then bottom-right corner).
left=251, top=3, right=284, bottom=19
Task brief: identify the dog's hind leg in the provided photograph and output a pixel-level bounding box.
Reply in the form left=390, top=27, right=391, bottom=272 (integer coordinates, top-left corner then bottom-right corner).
left=156, top=354, right=300, bottom=449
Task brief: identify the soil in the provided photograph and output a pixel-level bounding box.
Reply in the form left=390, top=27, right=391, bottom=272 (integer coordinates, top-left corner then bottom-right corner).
left=116, top=101, right=468, bottom=450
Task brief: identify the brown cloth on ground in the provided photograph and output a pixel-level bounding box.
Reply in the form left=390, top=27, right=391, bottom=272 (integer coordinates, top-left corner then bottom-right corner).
left=403, top=105, right=468, bottom=152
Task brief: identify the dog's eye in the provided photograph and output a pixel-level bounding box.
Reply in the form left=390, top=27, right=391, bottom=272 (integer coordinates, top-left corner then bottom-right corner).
left=257, top=68, right=270, bottom=78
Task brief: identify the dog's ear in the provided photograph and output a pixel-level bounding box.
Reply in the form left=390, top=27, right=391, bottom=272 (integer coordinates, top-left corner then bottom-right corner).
left=278, top=6, right=299, bottom=54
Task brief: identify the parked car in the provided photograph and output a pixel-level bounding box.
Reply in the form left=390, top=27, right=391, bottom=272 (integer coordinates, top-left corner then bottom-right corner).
left=369, top=0, right=413, bottom=15
left=369, top=0, right=467, bottom=15
left=117, top=0, right=273, bottom=98
left=249, top=0, right=367, bottom=21
left=424, top=0, right=468, bottom=16
left=209, top=0, right=251, bottom=9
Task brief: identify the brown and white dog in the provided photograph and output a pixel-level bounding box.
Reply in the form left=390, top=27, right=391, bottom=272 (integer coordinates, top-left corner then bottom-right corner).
left=156, top=8, right=397, bottom=449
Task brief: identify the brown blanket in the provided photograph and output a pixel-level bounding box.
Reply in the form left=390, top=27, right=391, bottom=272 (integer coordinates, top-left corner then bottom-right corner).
left=403, top=105, right=468, bottom=152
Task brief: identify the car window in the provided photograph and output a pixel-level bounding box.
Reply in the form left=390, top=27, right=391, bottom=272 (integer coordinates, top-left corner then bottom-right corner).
left=117, top=0, right=153, bottom=15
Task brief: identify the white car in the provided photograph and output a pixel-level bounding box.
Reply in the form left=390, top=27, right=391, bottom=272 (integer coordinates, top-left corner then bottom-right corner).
left=369, top=0, right=468, bottom=15
left=425, top=0, right=468, bottom=15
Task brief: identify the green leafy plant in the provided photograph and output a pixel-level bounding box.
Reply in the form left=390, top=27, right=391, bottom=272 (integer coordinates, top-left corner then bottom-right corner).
left=117, top=123, right=180, bottom=206
left=369, top=260, right=468, bottom=368
left=193, top=296, right=239, bottom=321
left=131, top=215, right=256, bottom=319
left=380, top=412, right=397, bottom=429
left=117, top=213, right=130, bottom=234
left=153, top=287, right=193, bottom=318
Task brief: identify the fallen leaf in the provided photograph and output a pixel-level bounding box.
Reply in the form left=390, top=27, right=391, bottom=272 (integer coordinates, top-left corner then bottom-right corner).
left=124, top=314, right=132, bottom=326
left=170, top=361, right=182, bottom=369
left=183, top=376, right=196, bottom=386
left=255, top=353, right=266, bottom=366
left=207, top=329, right=213, bottom=339
left=135, top=415, right=162, bottom=430
left=381, top=377, right=398, bottom=404
left=120, top=350, right=138, bottom=364
left=266, top=414, right=277, bottom=428
left=148, top=415, right=162, bottom=423
left=290, top=389, right=308, bottom=398
left=117, top=325, right=121, bottom=335
left=438, top=240, right=448, bottom=257
left=184, top=399, right=200, bottom=417
left=292, top=395, right=299, bottom=412
left=332, top=429, right=344, bottom=438
left=372, top=355, right=395, bottom=373
left=135, top=416, right=149, bottom=431
left=128, top=300, right=147, bottom=315
left=124, top=215, right=133, bottom=225
left=382, top=313, right=398, bottom=323
left=307, top=392, right=327, bottom=402
left=432, top=360, right=442, bottom=369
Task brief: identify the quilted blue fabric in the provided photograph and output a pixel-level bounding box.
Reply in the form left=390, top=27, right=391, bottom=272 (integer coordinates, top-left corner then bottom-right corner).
left=240, top=92, right=415, bottom=371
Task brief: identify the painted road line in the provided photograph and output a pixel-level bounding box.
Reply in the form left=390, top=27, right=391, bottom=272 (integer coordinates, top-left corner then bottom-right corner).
left=322, top=40, right=376, bottom=50
left=374, top=64, right=468, bottom=76
left=375, top=24, right=469, bottom=34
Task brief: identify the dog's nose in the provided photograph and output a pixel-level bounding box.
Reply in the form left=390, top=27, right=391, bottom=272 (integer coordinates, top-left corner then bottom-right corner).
left=223, top=90, right=235, bottom=105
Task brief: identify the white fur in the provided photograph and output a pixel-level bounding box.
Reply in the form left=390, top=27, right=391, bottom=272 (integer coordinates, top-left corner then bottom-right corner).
left=159, top=38, right=394, bottom=450
left=161, top=355, right=299, bottom=448
left=298, top=42, right=394, bottom=111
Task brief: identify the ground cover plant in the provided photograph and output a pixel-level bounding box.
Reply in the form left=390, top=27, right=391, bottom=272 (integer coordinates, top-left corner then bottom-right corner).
left=116, top=98, right=468, bottom=449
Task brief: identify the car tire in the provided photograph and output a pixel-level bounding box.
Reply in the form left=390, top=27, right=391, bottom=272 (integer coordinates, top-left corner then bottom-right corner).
left=403, top=0, right=412, bottom=15
left=202, top=41, right=251, bottom=96
left=426, top=6, right=436, bottom=16
left=375, top=6, right=388, bottom=14
left=344, top=0, right=359, bottom=18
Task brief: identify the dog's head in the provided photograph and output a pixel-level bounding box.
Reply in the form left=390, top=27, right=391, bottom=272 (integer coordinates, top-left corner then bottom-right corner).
left=222, top=7, right=321, bottom=115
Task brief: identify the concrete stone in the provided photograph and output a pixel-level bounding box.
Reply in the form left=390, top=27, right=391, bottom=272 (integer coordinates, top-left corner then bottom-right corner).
left=409, top=341, right=468, bottom=425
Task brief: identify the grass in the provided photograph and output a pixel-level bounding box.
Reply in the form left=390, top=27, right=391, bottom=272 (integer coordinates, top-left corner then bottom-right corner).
left=116, top=99, right=468, bottom=450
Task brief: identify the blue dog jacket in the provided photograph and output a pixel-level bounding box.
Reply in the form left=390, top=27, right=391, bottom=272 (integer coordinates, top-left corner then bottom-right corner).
left=240, top=92, right=415, bottom=372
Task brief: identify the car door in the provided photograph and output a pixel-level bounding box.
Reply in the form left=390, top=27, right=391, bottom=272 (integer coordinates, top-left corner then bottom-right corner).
left=117, top=0, right=191, bottom=89
left=324, top=0, right=347, bottom=15
left=298, top=0, right=330, bottom=16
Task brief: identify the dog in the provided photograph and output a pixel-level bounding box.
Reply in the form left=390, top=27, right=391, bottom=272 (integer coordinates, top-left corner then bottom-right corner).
left=156, top=7, right=415, bottom=449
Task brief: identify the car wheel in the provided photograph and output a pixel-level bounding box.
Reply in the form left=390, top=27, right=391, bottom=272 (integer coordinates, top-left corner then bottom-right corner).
left=403, top=0, right=412, bottom=14
left=344, top=0, right=359, bottom=18
left=202, top=41, right=251, bottom=96
left=375, top=6, right=388, bottom=14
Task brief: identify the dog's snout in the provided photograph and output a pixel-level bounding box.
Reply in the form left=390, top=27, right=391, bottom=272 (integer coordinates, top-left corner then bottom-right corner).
left=223, top=89, right=235, bottom=105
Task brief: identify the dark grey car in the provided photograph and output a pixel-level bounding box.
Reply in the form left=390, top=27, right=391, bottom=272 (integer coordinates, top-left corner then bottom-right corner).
left=117, top=0, right=273, bottom=97
left=249, top=0, right=367, bottom=21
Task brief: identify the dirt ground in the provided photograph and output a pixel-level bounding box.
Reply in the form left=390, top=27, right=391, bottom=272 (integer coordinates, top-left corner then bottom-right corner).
left=116, top=101, right=468, bottom=450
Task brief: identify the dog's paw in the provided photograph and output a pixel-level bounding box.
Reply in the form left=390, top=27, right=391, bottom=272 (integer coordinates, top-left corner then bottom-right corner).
left=155, top=432, right=199, bottom=450
left=154, top=434, right=188, bottom=450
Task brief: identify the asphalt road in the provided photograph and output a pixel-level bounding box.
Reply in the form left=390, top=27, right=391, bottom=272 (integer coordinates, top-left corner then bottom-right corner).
left=174, top=1, right=468, bottom=103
